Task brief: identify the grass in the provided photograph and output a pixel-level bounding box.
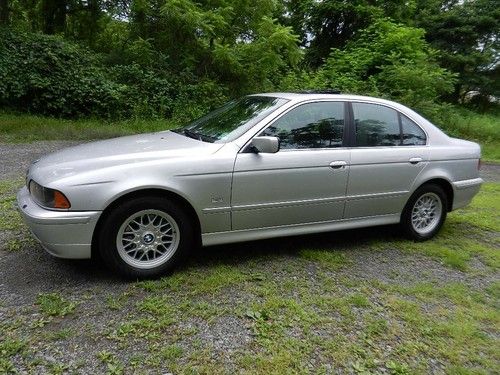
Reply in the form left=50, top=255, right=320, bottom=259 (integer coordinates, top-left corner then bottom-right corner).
left=369, top=183, right=500, bottom=272
left=434, top=108, right=500, bottom=163
left=0, top=178, right=36, bottom=251
left=0, top=109, right=499, bottom=161
left=36, top=293, right=77, bottom=317
left=0, top=112, right=178, bottom=142
left=0, top=179, right=24, bottom=231
left=0, top=175, right=498, bottom=372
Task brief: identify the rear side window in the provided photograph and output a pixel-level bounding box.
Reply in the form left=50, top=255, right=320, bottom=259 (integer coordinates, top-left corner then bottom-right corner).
left=401, top=114, right=426, bottom=145
left=261, top=102, right=345, bottom=149
left=353, top=103, right=400, bottom=147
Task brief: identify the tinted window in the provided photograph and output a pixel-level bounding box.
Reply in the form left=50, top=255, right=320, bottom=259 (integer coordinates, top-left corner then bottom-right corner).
left=176, top=96, right=288, bottom=143
left=261, top=102, right=345, bottom=149
left=353, top=103, right=400, bottom=147
left=401, top=114, right=426, bottom=145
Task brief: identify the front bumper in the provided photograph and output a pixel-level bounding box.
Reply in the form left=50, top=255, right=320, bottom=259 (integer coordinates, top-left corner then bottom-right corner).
left=16, top=186, right=101, bottom=259
left=451, top=177, right=483, bottom=210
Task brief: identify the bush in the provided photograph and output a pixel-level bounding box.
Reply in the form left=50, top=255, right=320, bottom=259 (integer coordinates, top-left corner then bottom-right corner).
left=0, top=29, right=123, bottom=118
left=0, top=29, right=227, bottom=120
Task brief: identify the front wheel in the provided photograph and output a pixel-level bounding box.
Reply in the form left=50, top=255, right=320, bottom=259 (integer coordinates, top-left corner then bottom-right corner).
left=98, top=196, right=195, bottom=279
left=401, top=184, right=448, bottom=241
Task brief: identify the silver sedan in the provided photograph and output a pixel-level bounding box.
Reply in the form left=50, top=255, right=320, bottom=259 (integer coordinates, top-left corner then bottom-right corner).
left=17, top=92, right=483, bottom=278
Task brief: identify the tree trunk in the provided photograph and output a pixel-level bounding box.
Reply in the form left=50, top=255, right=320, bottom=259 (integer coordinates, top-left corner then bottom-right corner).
left=87, top=0, right=100, bottom=45
left=42, top=0, right=66, bottom=34
left=0, top=0, right=9, bottom=25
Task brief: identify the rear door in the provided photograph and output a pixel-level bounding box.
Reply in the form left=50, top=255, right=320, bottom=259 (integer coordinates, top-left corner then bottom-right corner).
left=345, top=102, right=430, bottom=218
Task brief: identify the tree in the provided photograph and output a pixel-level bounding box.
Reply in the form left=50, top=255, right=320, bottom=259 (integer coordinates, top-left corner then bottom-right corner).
left=279, top=0, right=419, bottom=67
left=415, top=0, right=500, bottom=105
left=285, top=20, right=456, bottom=114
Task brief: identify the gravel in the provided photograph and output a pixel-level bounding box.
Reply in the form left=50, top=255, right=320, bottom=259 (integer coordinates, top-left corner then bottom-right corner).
left=0, top=141, right=80, bottom=181
left=0, top=140, right=498, bottom=373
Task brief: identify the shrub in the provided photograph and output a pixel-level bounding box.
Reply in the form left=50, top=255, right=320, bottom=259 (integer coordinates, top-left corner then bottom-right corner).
left=0, top=29, right=123, bottom=118
left=0, top=29, right=227, bottom=120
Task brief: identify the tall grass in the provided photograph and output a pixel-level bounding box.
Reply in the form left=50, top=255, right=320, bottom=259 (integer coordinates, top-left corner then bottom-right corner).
left=431, top=107, right=500, bottom=162
left=0, top=108, right=499, bottom=162
left=436, top=109, right=499, bottom=142
left=0, top=113, right=179, bottom=143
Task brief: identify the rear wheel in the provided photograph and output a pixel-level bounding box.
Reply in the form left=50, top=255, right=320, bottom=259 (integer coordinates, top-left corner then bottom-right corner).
left=401, top=184, right=447, bottom=241
left=98, top=196, right=195, bottom=279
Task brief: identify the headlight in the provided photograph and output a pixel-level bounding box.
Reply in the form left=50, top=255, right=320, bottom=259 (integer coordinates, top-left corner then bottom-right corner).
left=28, top=180, right=71, bottom=209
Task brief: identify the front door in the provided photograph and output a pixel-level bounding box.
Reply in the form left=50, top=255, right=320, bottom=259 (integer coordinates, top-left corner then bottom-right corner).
left=231, top=101, right=350, bottom=231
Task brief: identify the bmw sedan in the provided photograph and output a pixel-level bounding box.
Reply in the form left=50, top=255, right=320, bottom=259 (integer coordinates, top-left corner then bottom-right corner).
left=17, top=92, right=483, bottom=278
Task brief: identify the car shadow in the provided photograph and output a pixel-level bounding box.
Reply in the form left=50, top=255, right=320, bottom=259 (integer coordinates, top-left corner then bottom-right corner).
left=1, top=224, right=401, bottom=294
left=186, top=224, right=400, bottom=268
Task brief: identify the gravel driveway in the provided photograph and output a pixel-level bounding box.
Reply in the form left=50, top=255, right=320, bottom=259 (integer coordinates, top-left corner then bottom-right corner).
left=0, top=141, right=498, bottom=374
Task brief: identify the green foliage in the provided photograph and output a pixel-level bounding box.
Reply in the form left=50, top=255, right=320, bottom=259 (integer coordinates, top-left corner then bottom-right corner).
left=0, top=0, right=498, bottom=120
left=281, top=20, right=457, bottom=115
left=0, top=29, right=228, bottom=119
left=36, top=292, right=77, bottom=317
left=0, top=29, right=122, bottom=118
left=432, top=106, right=500, bottom=141
left=415, top=0, right=500, bottom=107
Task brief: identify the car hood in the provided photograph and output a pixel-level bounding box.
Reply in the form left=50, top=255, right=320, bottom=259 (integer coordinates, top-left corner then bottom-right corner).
left=29, top=131, right=224, bottom=185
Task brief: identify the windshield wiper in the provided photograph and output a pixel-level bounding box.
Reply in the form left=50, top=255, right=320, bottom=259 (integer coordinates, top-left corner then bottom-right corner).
left=183, top=129, right=202, bottom=141
left=172, top=128, right=217, bottom=143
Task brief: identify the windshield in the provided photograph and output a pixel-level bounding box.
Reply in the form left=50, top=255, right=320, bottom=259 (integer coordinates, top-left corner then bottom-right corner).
left=173, top=96, right=288, bottom=143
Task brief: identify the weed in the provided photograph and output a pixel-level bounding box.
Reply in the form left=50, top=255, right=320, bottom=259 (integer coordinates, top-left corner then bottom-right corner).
left=36, top=293, right=77, bottom=317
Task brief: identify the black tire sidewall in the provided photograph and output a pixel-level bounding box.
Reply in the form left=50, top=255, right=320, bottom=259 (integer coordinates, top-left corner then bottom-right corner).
left=98, top=196, right=195, bottom=279
left=401, top=184, right=448, bottom=241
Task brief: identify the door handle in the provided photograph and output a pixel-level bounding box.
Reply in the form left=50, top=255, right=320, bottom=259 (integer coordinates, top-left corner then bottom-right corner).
left=409, top=157, right=423, bottom=164
left=329, top=161, right=347, bottom=169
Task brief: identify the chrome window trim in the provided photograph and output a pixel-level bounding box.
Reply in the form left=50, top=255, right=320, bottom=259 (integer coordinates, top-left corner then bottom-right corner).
left=237, top=98, right=430, bottom=153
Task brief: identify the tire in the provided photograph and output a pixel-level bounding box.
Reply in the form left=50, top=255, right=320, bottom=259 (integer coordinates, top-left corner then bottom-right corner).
left=98, top=196, right=196, bottom=279
left=400, top=183, right=448, bottom=241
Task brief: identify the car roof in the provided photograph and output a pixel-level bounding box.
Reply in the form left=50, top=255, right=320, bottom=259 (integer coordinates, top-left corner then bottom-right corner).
left=251, top=92, right=399, bottom=105
left=251, top=92, right=424, bottom=119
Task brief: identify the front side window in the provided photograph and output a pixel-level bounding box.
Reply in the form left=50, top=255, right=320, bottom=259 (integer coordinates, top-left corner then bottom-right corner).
left=401, top=114, right=426, bottom=145
left=174, top=96, right=289, bottom=143
left=260, top=102, right=345, bottom=149
left=353, top=103, right=400, bottom=147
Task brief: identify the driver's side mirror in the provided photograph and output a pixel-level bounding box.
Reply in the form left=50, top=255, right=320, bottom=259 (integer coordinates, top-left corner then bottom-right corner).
left=248, top=136, right=280, bottom=153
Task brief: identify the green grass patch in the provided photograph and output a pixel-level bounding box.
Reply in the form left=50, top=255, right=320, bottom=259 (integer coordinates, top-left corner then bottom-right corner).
left=1, top=109, right=498, bottom=162
left=451, top=183, right=500, bottom=232
left=299, top=248, right=349, bottom=269
left=0, top=179, right=24, bottom=232
left=0, top=112, right=179, bottom=142
left=0, top=179, right=36, bottom=251
left=349, top=292, right=371, bottom=308
left=36, top=293, right=77, bottom=317
left=370, top=183, right=499, bottom=272
left=137, top=264, right=248, bottom=295
left=436, top=109, right=500, bottom=163
left=0, top=337, right=26, bottom=374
